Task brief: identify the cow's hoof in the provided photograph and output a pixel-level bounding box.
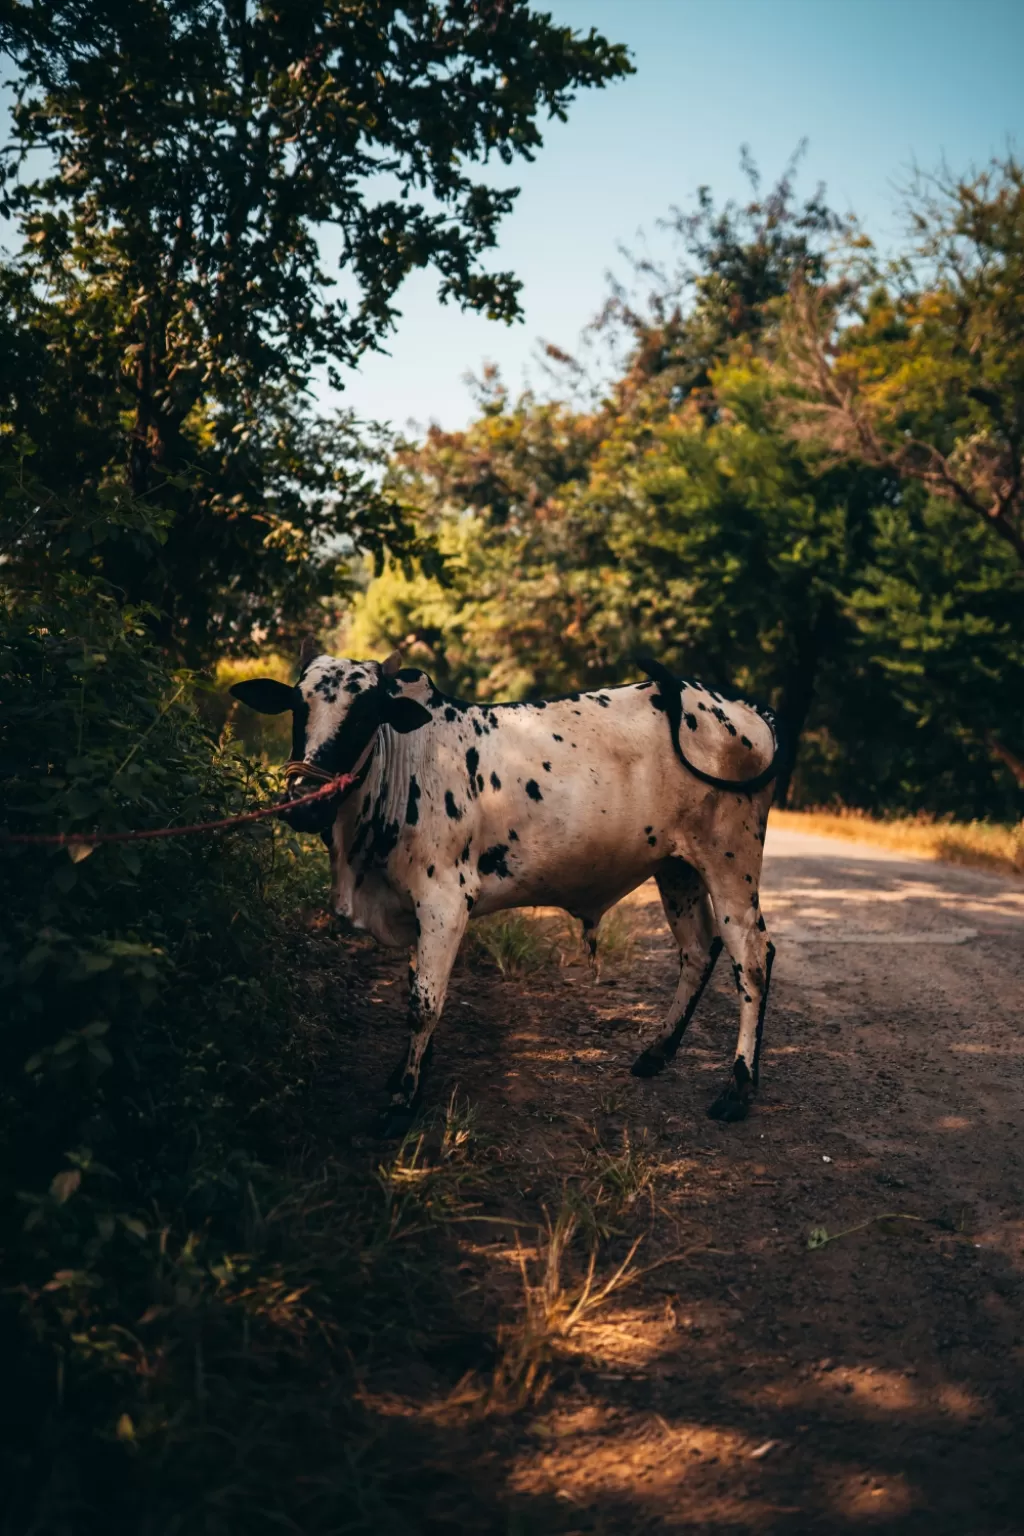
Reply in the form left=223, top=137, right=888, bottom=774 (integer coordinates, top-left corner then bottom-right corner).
left=707, top=1087, right=751, bottom=1123
left=375, top=1104, right=417, bottom=1140
left=631, top=1048, right=667, bottom=1079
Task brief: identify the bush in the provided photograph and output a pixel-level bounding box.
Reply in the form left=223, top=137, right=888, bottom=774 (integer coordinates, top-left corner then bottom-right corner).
left=0, top=578, right=323, bottom=1528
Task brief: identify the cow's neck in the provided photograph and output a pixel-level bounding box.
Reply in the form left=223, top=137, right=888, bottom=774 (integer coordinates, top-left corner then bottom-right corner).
left=338, top=725, right=416, bottom=853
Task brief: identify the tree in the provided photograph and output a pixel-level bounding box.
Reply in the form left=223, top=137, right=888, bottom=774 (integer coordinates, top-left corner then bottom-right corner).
left=779, top=156, right=1024, bottom=565
left=348, top=369, right=609, bottom=697
left=0, top=0, right=631, bottom=656
left=586, top=146, right=848, bottom=411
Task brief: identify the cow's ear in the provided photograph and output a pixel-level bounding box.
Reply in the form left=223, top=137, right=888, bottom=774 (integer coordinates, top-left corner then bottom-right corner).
left=381, top=695, right=432, bottom=734
left=229, top=678, right=296, bottom=715
left=381, top=649, right=402, bottom=676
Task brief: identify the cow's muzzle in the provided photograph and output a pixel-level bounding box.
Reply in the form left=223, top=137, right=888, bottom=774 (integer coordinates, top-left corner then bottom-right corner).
left=279, top=760, right=343, bottom=833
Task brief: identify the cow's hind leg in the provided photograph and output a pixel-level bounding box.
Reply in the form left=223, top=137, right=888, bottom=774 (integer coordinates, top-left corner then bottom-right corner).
left=379, top=899, right=468, bottom=1138
left=702, top=870, right=775, bottom=1123
left=631, top=858, right=722, bottom=1078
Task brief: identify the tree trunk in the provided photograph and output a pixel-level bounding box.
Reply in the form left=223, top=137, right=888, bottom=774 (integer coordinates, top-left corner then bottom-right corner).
left=773, top=598, right=837, bottom=808
left=987, top=736, right=1024, bottom=790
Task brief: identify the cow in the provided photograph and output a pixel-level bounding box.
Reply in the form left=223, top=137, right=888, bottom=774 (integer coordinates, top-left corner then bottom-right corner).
left=230, top=640, right=780, bottom=1136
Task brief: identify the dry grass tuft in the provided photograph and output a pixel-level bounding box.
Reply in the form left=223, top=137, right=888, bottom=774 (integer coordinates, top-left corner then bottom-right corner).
left=773, top=808, right=1024, bottom=877
left=493, top=1205, right=643, bottom=1406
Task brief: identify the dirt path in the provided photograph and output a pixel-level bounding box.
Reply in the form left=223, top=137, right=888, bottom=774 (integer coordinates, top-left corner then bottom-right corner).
left=323, top=829, right=1024, bottom=1534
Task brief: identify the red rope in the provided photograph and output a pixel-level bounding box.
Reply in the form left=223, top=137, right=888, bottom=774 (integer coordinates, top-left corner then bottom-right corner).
left=0, top=771, right=356, bottom=850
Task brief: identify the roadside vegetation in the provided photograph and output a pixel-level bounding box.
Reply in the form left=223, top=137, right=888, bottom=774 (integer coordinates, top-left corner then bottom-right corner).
left=771, top=808, right=1024, bottom=876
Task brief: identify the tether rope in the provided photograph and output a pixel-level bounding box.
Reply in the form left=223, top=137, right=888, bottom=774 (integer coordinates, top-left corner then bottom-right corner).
left=0, top=768, right=356, bottom=851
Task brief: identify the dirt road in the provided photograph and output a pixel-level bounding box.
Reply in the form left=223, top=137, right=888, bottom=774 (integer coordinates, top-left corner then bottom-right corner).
left=325, top=828, right=1024, bottom=1533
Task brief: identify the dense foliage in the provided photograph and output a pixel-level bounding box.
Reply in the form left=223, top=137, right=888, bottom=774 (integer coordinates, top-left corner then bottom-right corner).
left=0, top=578, right=308, bottom=1522
left=0, top=0, right=630, bottom=656
left=350, top=159, right=1024, bottom=818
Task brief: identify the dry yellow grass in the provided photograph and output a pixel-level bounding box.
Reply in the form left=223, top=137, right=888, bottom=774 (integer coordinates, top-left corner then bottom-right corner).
left=772, top=808, right=1024, bottom=877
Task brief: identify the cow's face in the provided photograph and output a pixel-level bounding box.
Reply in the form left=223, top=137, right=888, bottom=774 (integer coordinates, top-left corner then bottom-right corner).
left=229, top=645, right=431, bottom=831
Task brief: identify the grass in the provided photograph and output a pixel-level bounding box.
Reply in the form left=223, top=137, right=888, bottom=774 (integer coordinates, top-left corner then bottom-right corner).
left=468, top=910, right=557, bottom=976
left=773, top=807, right=1024, bottom=876
left=493, top=1203, right=644, bottom=1407
left=466, top=903, right=646, bottom=993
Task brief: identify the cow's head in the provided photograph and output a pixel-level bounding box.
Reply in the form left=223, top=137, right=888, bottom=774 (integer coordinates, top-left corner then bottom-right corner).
left=229, top=638, right=432, bottom=832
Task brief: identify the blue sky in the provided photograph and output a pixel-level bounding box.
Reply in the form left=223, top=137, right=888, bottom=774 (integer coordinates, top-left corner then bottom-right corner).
left=339, top=0, right=1023, bottom=434
left=3, top=1, right=1021, bottom=435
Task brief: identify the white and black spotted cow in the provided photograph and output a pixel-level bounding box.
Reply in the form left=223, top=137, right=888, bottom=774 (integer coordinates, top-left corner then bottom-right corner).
left=231, top=641, right=780, bottom=1135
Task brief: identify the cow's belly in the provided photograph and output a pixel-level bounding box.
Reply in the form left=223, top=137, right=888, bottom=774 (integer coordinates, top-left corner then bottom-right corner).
left=472, top=841, right=661, bottom=921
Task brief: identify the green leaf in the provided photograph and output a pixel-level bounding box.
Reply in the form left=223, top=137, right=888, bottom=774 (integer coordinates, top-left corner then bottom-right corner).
left=50, top=1168, right=82, bottom=1203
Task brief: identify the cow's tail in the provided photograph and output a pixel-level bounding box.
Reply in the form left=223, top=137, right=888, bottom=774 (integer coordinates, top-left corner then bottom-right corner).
left=636, top=657, right=783, bottom=794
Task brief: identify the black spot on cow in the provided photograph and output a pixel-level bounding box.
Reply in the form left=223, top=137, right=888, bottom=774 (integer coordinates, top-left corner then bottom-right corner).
left=345, top=677, right=363, bottom=694
left=596, top=694, right=610, bottom=707
left=472, top=718, right=483, bottom=736
left=405, top=776, right=421, bottom=825
left=460, top=841, right=471, bottom=863
left=697, top=701, right=707, bottom=711
left=757, top=915, right=766, bottom=931
left=426, top=864, right=435, bottom=878
left=725, top=851, right=734, bottom=859
left=741, top=734, right=753, bottom=749
left=552, top=733, right=563, bottom=742
left=648, top=835, right=657, bottom=846
left=478, top=844, right=511, bottom=879
left=645, top=825, right=652, bottom=834
left=508, top=828, right=519, bottom=841
left=534, top=700, right=547, bottom=710
left=542, top=761, right=551, bottom=772
left=396, top=667, right=421, bottom=683
left=651, top=693, right=666, bottom=713
left=371, top=816, right=400, bottom=863
left=465, top=894, right=475, bottom=911
left=465, top=747, right=479, bottom=793
left=444, top=707, right=458, bottom=722
left=444, top=790, right=462, bottom=821
left=490, top=771, right=502, bottom=791
left=459, top=872, right=465, bottom=886
left=744, top=873, right=752, bottom=883
left=684, top=713, right=698, bottom=730
left=477, top=774, right=484, bottom=793
left=568, top=693, right=580, bottom=702
left=525, top=779, right=543, bottom=801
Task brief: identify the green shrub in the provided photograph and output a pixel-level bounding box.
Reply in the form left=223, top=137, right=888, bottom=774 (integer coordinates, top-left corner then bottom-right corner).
left=0, top=578, right=324, bottom=1528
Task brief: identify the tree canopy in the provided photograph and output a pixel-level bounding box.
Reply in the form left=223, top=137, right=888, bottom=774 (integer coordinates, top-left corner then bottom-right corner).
left=0, top=0, right=631, bottom=655
left=350, top=155, right=1024, bottom=817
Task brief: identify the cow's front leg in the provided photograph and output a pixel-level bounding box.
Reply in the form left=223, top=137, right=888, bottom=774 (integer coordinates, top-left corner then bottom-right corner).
left=379, top=895, right=469, bottom=1137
